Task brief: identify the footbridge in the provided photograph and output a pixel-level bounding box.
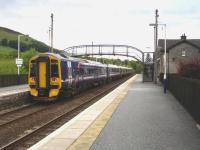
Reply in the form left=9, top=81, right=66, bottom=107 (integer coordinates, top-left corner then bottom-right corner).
left=63, top=44, right=153, bottom=63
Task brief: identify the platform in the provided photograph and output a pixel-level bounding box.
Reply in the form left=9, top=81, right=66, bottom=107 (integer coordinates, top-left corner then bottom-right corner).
left=29, top=75, right=200, bottom=150
left=0, top=84, right=28, bottom=101
left=0, top=84, right=29, bottom=104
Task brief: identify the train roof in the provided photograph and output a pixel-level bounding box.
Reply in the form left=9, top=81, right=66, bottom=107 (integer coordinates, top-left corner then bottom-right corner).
left=30, top=53, right=133, bottom=70
left=80, top=61, right=107, bottom=68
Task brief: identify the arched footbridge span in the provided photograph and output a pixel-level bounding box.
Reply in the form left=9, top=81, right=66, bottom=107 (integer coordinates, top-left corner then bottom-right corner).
left=62, top=44, right=154, bottom=63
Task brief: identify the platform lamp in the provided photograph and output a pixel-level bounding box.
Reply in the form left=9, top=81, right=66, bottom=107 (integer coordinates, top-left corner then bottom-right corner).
left=149, top=23, right=167, bottom=93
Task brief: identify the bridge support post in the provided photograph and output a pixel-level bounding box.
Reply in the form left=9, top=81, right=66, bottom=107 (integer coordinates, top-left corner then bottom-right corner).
left=142, top=53, right=144, bottom=63
left=126, top=46, right=128, bottom=57
left=85, top=46, right=87, bottom=56
left=113, top=46, right=115, bottom=56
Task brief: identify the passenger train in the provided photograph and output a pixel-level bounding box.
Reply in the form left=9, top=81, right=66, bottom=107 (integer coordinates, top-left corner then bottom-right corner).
left=28, top=53, right=133, bottom=101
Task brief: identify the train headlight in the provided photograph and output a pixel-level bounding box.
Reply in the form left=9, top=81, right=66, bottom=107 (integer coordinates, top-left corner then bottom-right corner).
left=52, top=77, right=57, bottom=81
left=29, top=77, right=36, bottom=85
left=50, top=77, right=60, bottom=88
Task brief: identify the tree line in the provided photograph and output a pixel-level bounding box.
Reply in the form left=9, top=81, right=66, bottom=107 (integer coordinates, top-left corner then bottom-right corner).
left=0, top=38, right=49, bottom=52
left=80, top=56, right=143, bottom=73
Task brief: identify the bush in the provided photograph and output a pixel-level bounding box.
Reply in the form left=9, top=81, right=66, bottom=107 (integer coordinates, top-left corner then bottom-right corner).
left=21, top=48, right=38, bottom=73
left=177, top=57, right=200, bottom=79
left=9, top=40, right=18, bottom=49
left=1, top=38, right=8, bottom=46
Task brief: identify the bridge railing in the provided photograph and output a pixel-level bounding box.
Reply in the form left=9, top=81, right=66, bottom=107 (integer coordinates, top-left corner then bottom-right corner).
left=63, top=44, right=145, bottom=62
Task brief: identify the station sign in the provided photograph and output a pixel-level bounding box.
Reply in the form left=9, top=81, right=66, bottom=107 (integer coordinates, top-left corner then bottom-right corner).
left=16, top=58, right=23, bottom=67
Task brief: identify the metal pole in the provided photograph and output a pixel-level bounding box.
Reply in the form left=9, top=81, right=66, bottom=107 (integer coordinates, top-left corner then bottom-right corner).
left=86, top=45, right=87, bottom=56
left=113, top=45, right=115, bottom=55
left=92, top=42, right=93, bottom=58
left=154, top=9, right=159, bottom=84
left=49, top=27, right=51, bottom=52
left=51, top=13, right=54, bottom=53
left=17, top=35, right=20, bottom=75
left=126, top=46, right=128, bottom=57
left=164, top=24, right=167, bottom=93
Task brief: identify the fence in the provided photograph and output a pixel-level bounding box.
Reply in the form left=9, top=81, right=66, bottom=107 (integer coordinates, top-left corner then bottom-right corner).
left=0, top=74, right=28, bottom=87
left=168, top=75, right=200, bottom=124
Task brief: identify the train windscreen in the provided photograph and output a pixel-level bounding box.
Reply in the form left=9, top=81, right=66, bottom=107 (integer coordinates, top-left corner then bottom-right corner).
left=30, top=63, right=36, bottom=77
left=51, top=64, right=59, bottom=77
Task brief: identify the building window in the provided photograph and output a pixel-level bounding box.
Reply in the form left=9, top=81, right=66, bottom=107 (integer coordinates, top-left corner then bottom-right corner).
left=182, top=50, right=186, bottom=56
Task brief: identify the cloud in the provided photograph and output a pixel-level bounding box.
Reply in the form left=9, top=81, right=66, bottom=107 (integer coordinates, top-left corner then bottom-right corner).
left=0, top=0, right=200, bottom=52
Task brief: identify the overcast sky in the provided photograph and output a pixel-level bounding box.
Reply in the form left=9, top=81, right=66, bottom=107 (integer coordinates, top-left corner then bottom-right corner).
left=1, top=0, right=200, bottom=52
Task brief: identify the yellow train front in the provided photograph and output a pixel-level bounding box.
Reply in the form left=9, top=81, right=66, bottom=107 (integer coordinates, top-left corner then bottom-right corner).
left=28, top=53, right=62, bottom=101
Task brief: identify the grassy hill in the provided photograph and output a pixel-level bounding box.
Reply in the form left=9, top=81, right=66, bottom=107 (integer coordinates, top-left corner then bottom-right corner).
left=0, top=26, right=60, bottom=75
left=0, top=26, right=53, bottom=52
left=0, top=27, right=21, bottom=40
left=0, top=45, right=37, bottom=74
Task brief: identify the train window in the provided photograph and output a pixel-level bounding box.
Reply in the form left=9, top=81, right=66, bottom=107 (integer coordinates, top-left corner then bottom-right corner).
left=30, top=63, right=36, bottom=77
left=51, top=59, right=58, bottom=63
left=51, top=64, right=59, bottom=77
left=80, top=68, right=84, bottom=75
left=72, top=68, right=77, bottom=77
left=61, top=61, right=67, bottom=80
left=88, top=68, right=94, bottom=75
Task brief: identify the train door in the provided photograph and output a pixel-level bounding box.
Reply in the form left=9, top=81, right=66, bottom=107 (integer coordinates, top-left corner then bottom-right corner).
left=39, top=62, right=47, bottom=88
left=67, top=61, right=72, bottom=86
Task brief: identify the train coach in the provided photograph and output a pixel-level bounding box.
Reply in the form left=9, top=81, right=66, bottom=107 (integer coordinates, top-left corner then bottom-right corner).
left=28, top=53, right=133, bottom=101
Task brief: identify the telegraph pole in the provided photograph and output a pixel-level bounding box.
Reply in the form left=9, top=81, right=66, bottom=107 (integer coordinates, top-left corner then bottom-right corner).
left=49, top=27, right=51, bottom=52
left=51, top=13, right=54, bottom=53
left=92, top=41, right=93, bottom=58
left=154, top=9, right=159, bottom=84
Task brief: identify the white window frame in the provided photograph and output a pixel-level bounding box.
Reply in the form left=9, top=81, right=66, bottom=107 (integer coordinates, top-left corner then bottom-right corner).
left=181, top=49, right=186, bottom=57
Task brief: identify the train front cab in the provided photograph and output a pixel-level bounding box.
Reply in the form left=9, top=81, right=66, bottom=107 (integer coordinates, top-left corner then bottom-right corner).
left=29, top=54, right=61, bottom=100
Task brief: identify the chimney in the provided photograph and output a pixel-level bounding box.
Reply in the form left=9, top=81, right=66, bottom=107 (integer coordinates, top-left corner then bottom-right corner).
left=181, top=33, right=187, bottom=40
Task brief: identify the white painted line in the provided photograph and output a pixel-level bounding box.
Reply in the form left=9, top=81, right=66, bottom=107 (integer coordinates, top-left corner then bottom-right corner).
left=0, top=89, right=28, bottom=97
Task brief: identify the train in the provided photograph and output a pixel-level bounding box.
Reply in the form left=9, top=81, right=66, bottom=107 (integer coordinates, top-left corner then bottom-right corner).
left=28, top=53, right=133, bottom=101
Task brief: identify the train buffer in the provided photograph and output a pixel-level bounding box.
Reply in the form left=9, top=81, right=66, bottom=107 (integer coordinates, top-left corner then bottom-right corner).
left=29, top=74, right=200, bottom=150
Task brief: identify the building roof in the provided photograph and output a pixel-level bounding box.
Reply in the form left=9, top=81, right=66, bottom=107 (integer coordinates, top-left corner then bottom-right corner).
left=158, top=34, right=200, bottom=52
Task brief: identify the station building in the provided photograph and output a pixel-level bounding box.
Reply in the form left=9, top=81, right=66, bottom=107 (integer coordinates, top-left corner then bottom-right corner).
left=157, top=34, right=200, bottom=74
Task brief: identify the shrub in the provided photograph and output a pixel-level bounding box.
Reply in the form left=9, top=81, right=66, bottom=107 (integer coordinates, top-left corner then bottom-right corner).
left=21, top=48, right=38, bottom=73
left=1, top=38, right=8, bottom=46
left=177, top=57, right=200, bottom=79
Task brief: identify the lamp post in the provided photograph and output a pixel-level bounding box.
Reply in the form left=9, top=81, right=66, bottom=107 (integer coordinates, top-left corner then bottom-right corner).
left=149, top=23, right=167, bottom=93
left=163, top=24, right=167, bottom=93
left=17, top=34, right=28, bottom=84
left=149, top=24, right=157, bottom=83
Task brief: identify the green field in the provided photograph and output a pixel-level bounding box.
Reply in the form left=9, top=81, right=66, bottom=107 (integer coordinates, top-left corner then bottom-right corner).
left=0, top=59, right=17, bottom=74
left=0, top=27, right=33, bottom=44
left=0, top=46, right=37, bottom=74
left=0, top=27, right=47, bottom=75
left=0, top=46, right=17, bottom=58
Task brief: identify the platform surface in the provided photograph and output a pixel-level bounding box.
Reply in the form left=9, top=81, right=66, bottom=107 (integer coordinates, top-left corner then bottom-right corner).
left=90, top=75, right=200, bottom=150
left=28, top=75, right=137, bottom=150
left=29, top=75, right=200, bottom=150
left=0, top=84, right=28, bottom=97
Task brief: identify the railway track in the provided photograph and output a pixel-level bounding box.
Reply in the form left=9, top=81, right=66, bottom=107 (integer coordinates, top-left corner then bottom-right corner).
left=0, top=102, right=47, bottom=127
left=0, top=96, right=31, bottom=113
left=0, top=75, right=133, bottom=150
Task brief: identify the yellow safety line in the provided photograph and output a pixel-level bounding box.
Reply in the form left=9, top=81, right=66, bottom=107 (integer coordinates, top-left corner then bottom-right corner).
left=68, top=75, right=138, bottom=150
